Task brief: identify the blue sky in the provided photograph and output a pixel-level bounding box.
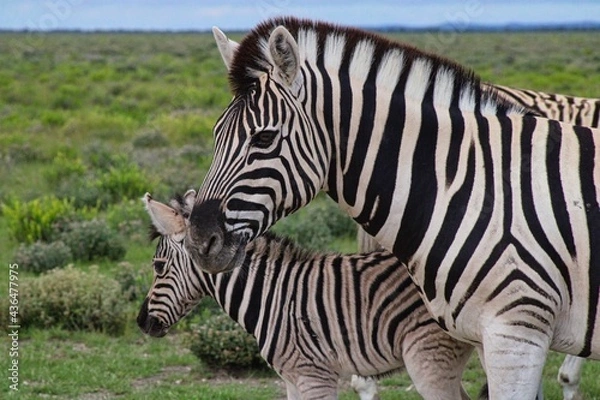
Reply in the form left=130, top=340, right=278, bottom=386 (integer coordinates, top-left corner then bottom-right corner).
left=1, top=0, right=600, bottom=31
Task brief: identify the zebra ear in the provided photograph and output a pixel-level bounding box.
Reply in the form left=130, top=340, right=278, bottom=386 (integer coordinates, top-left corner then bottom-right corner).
left=268, top=25, right=299, bottom=86
left=212, top=26, right=239, bottom=71
left=143, top=193, right=186, bottom=236
left=182, top=189, right=196, bottom=215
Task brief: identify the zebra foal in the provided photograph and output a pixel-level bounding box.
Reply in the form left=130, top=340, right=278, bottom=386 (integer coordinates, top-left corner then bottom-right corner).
left=491, top=84, right=600, bottom=128
left=138, top=191, right=473, bottom=400
left=179, top=18, right=600, bottom=399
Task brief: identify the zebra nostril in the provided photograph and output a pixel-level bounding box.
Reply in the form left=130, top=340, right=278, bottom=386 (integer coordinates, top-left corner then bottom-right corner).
left=203, top=231, right=224, bottom=257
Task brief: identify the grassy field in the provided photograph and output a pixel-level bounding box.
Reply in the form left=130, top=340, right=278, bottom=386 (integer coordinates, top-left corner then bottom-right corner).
left=1, top=29, right=600, bottom=399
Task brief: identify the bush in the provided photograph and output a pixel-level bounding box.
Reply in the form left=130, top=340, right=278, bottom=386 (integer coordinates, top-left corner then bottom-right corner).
left=114, top=261, right=151, bottom=301
left=273, top=212, right=333, bottom=251
left=105, top=199, right=149, bottom=241
left=132, top=131, right=169, bottom=148
left=272, top=199, right=356, bottom=251
left=2, top=195, right=74, bottom=243
left=94, top=163, right=149, bottom=204
left=13, top=241, right=72, bottom=274
left=44, top=152, right=86, bottom=185
left=58, top=219, right=126, bottom=261
left=189, top=313, right=267, bottom=370
left=4, top=143, right=44, bottom=164
left=19, top=265, right=128, bottom=335
left=82, top=141, right=127, bottom=171
left=55, top=176, right=113, bottom=209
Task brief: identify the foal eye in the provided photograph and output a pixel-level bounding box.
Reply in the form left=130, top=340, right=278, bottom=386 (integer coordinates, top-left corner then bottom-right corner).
left=250, top=130, right=277, bottom=148
left=153, top=259, right=167, bottom=275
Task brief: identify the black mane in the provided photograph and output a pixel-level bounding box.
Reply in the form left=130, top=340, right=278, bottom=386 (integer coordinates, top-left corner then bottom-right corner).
left=228, top=16, right=521, bottom=114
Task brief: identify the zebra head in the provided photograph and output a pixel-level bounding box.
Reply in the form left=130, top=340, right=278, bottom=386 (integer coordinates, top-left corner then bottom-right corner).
left=186, top=21, right=328, bottom=273
left=137, top=191, right=207, bottom=337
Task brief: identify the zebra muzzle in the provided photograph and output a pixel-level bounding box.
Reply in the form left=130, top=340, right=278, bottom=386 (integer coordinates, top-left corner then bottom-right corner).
left=137, top=297, right=169, bottom=337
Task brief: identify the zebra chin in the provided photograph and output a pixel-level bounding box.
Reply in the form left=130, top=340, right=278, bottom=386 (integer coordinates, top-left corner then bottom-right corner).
left=137, top=298, right=170, bottom=338
left=189, top=237, right=247, bottom=274
left=186, top=198, right=250, bottom=274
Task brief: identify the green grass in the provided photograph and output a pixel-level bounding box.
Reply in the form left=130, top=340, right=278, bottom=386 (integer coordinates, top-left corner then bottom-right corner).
left=2, top=326, right=600, bottom=399
left=1, top=326, right=281, bottom=399
left=1, top=30, right=600, bottom=399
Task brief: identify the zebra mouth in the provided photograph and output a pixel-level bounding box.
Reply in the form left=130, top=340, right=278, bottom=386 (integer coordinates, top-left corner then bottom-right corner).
left=137, top=298, right=170, bottom=337
left=185, top=198, right=253, bottom=274
left=188, top=232, right=248, bottom=274
left=140, top=315, right=169, bottom=338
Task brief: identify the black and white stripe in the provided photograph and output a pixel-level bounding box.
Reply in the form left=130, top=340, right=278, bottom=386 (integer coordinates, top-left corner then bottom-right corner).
left=359, top=82, right=600, bottom=399
left=183, top=17, right=600, bottom=399
left=138, top=192, right=472, bottom=400
left=491, top=84, right=600, bottom=128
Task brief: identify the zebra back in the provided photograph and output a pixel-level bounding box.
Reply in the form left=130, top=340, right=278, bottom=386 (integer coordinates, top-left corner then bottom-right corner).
left=490, top=84, right=600, bottom=128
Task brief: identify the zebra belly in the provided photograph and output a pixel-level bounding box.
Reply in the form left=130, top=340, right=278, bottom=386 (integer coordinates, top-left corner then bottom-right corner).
left=414, top=244, right=572, bottom=346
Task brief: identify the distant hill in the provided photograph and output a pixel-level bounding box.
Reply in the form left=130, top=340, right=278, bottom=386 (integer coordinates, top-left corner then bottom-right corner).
left=1, top=21, right=599, bottom=34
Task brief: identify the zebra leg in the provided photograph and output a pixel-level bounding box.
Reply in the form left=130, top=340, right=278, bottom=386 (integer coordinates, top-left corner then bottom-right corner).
left=284, top=380, right=302, bottom=400
left=402, top=333, right=473, bottom=400
left=291, top=375, right=338, bottom=400
left=481, top=322, right=550, bottom=400
left=476, top=346, right=545, bottom=400
left=350, top=375, right=380, bottom=400
left=557, top=356, right=585, bottom=400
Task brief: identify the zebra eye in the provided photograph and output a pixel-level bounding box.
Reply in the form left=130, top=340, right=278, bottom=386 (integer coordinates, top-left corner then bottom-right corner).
left=250, top=130, right=277, bottom=148
left=153, top=259, right=167, bottom=275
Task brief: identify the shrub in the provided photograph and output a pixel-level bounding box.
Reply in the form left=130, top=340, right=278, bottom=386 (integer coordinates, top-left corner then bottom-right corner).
left=272, top=213, right=334, bottom=251
left=308, top=200, right=356, bottom=238
left=13, top=241, right=72, bottom=274
left=272, top=198, right=356, bottom=250
left=55, top=176, right=112, bottom=209
left=19, top=265, right=128, bottom=335
left=4, top=143, right=44, bottom=163
left=52, top=83, right=83, bottom=110
left=114, top=261, right=151, bottom=301
left=44, top=151, right=86, bottom=185
left=58, top=219, right=126, bottom=261
left=189, top=313, right=267, bottom=370
left=2, top=195, right=74, bottom=243
left=105, top=199, right=149, bottom=241
left=94, top=163, right=149, bottom=204
left=40, top=110, right=67, bottom=127
left=82, top=141, right=127, bottom=171
left=132, top=131, right=169, bottom=148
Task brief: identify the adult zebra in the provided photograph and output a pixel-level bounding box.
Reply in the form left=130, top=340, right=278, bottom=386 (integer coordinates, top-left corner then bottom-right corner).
left=138, top=191, right=473, bottom=400
left=181, top=17, right=600, bottom=399
left=358, top=84, right=600, bottom=399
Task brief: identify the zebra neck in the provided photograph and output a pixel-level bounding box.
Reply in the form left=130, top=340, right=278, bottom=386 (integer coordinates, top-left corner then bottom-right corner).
left=203, top=236, right=278, bottom=335
left=205, top=234, right=314, bottom=338
left=321, top=95, right=514, bottom=264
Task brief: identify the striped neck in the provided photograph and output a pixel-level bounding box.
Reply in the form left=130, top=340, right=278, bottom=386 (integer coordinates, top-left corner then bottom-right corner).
left=196, top=233, right=314, bottom=335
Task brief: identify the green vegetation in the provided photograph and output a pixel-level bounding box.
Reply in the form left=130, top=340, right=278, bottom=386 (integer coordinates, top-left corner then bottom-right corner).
left=2, top=195, right=76, bottom=243
left=13, top=240, right=73, bottom=274
left=13, top=265, right=128, bottom=334
left=189, top=313, right=269, bottom=370
left=1, top=30, right=599, bottom=399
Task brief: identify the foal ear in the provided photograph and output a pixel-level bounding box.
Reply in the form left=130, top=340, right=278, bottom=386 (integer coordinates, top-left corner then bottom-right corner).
left=143, top=193, right=186, bottom=236
left=268, top=25, right=300, bottom=86
left=212, top=26, right=239, bottom=71
left=182, top=189, right=197, bottom=214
